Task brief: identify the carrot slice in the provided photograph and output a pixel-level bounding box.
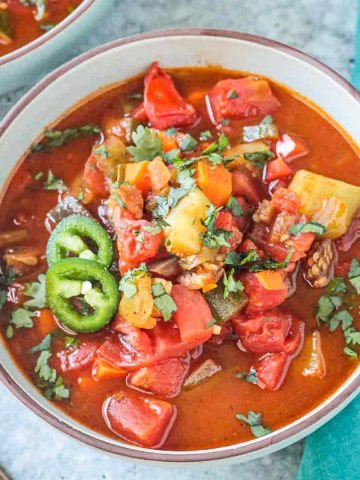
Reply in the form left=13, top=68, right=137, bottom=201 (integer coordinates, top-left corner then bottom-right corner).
left=148, top=156, right=171, bottom=194
left=37, top=308, right=57, bottom=337
left=125, top=161, right=151, bottom=193
left=92, top=357, right=127, bottom=381
left=195, top=161, right=232, bottom=207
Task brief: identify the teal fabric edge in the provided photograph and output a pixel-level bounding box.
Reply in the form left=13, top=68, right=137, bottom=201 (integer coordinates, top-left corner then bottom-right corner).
left=297, top=5, right=360, bottom=477
left=352, top=0, right=360, bottom=90
left=296, top=396, right=360, bottom=479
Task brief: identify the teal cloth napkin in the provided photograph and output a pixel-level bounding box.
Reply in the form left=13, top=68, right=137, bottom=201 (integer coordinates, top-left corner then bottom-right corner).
left=297, top=10, right=360, bottom=478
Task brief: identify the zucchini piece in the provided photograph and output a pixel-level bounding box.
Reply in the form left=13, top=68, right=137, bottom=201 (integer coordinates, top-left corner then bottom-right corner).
left=289, top=169, right=360, bottom=239
left=0, top=10, right=12, bottom=46
left=205, top=284, right=247, bottom=324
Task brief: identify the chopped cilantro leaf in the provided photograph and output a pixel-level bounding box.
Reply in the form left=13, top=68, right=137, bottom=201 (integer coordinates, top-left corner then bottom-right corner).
left=153, top=169, right=196, bottom=218
left=5, top=325, right=13, bottom=339
left=235, top=411, right=272, bottom=437
left=164, top=127, right=177, bottom=136
left=142, top=224, right=162, bottom=235
left=127, top=125, right=163, bottom=162
left=44, top=170, right=67, bottom=192
left=236, top=367, right=258, bottom=384
left=206, top=317, right=217, bottom=328
left=10, top=308, right=35, bottom=329
left=199, top=130, right=213, bottom=141
left=34, top=171, right=44, bottom=181
left=344, top=347, right=358, bottom=359
left=260, top=115, right=274, bottom=125
left=151, top=283, right=177, bottom=321
left=248, top=248, right=293, bottom=272
left=111, top=191, right=127, bottom=209
left=29, top=334, right=52, bottom=354
left=200, top=206, right=232, bottom=248
left=35, top=350, right=56, bottom=382
left=226, top=196, right=244, bottom=217
left=64, top=336, right=80, bottom=349
left=0, top=289, right=6, bottom=310
left=94, top=144, right=109, bottom=158
left=223, top=269, right=244, bottom=299
left=289, top=221, right=326, bottom=236
left=31, top=124, right=101, bottom=152
left=225, top=249, right=260, bottom=268
left=227, top=89, right=239, bottom=99
left=179, top=134, right=198, bottom=152
left=24, top=274, right=47, bottom=309
left=348, top=258, right=360, bottom=294
left=243, top=150, right=274, bottom=167
left=119, top=264, right=148, bottom=298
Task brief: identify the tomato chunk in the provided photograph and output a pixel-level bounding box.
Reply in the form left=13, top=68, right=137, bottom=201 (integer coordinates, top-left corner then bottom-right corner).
left=265, top=158, right=293, bottom=183
left=232, top=309, right=292, bottom=354
left=271, top=187, right=300, bottom=214
left=209, top=77, right=281, bottom=124
left=129, top=356, right=190, bottom=398
left=97, top=339, right=154, bottom=371
left=58, top=342, right=98, bottom=373
left=255, top=352, right=290, bottom=390
left=130, top=102, right=148, bottom=122
left=114, top=218, right=164, bottom=274
left=231, top=171, right=263, bottom=205
left=84, top=155, right=109, bottom=197
left=171, top=284, right=213, bottom=343
left=151, top=321, right=205, bottom=360
left=144, top=62, right=197, bottom=129
left=104, top=390, right=176, bottom=448
left=215, top=211, right=242, bottom=250
left=240, top=271, right=288, bottom=314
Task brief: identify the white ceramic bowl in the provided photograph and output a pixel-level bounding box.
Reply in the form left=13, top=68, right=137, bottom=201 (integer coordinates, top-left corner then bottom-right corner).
left=0, top=29, right=359, bottom=466
left=0, top=0, right=112, bottom=95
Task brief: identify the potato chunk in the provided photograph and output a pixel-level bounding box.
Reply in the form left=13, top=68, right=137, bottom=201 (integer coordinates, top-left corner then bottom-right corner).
left=164, top=188, right=211, bottom=256
left=289, top=169, right=360, bottom=239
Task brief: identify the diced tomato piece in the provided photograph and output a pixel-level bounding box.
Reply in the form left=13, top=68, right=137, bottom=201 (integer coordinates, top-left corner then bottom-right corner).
left=255, top=352, right=290, bottom=390
left=108, top=184, right=144, bottom=219
left=239, top=239, right=265, bottom=258
left=171, top=284, right=213, bottom=343
left=84, top=155, right=109, bottom=197
left=283, top=318, right=305, bottom=355
left=240, top=272, right=288, bottom=314
left=58, top=342, right=98, bottom=373
left=291, top=232, right=315, bottom=262
left=208, top=77, right=281, bottom=124
left=215, top=211, right=242, bottom=250
left=114, top=218, right=164, bottom=274
left=271, top=187, right=300, bottom=214
left=275, top=134, right=309, bottom=162
left=265, top=158, right=293, bottom=183
left=144, top=62, right=197, bottom=129
left=336, top=206, right=360, bottom=252
left=97, top=339, right=154, bottom=371
left=232, top=171, right=263, bottom=205
left=335, top=261, right=351, bottom=277
left=151, top=321, right=204, bottom=360
left=233, top=196, right=250, bottom=231
left=111, top=314, right=153, bottom=353
left=130, top=102, right=148, bottom=122
left=232, top=309, right=292, bottom=354
left=104, top=390, right=176, bottom=448
left=129, top=356, right=190, bottom=398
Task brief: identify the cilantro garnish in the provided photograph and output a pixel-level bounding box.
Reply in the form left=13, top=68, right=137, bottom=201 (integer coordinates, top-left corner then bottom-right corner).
left=64, top=336, right=80, bottom=349
left=179, top=134, right=198, bottom=152
left=243, top=150, right=275, bottom=168
left=153, top=169, right=196, bottom=218
left=205, top=317, right=217, bottom=328
left=0, top=290, right=6, bottom=310
left=224, top=247, right=292, bottom=272
left=235, top=367, right=258, bottom=385
left=142, top=224, right=162, bottom=235
left=289, top=221, right=327, bottom=236
left=34, top=171, right=44, bottom=181
left=223, top=269, right=244, bottom=299
left=225, top=249, right=260, bottom=267
left=127, top=125, right=164, bottom=162
left=348, top=258, right=360, bottom=294
left=44, top=170, right=67, bottom=192
left=10, top=308, right=35, bottom=329
left=202, top=133, right=229, bottom=155
left=227, top=90, right=239, bottom=99
left=235, top=411, right=272, bottom=438
left=31, top=124, right=101, bottom=152
left=119, top=263, right=149, bottom=299
left=29, top=333, right=52, bottom=354
left=200, top=206, right=232, bottom=248
left=226, top=196, right=244, bottom=217
left=151, top=283, right=177, bottom=321
left=199, top=130, right=213, bottom=141
left=111, top=191, right=127, bottom=210
left=94, top=144, right=109, bottom=158
left=24, top=274, right=47, bottom=309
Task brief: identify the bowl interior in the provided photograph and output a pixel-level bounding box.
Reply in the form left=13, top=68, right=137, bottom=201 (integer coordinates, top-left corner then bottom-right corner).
left=0, top=31, right=359, bottom=464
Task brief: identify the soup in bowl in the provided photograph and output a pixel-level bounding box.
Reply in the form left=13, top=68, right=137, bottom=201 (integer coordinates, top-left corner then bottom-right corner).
left=0, top=30, right=359, bottom=465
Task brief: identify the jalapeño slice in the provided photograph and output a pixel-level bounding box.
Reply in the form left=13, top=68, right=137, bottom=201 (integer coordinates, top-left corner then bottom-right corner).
left=46, top=258, right=119, bottom=333
left=46, top=215, right=113, bottom=267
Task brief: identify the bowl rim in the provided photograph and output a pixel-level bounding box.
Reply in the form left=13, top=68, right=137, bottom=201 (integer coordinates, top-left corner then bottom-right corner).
left=0, top=0, right=96, bottom=67
left=0, top=28, right=359, bottom=463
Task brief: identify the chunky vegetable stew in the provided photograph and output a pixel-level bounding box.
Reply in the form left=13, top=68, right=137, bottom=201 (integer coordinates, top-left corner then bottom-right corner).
left=0, top=0, right=83, bottom=57
left=1, top=64, right=360, bottom=450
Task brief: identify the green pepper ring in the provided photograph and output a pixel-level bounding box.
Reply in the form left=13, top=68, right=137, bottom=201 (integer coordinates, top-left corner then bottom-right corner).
left=46, top=215, right=113, bottom=268
left=46, top=258, right=119, bottom=333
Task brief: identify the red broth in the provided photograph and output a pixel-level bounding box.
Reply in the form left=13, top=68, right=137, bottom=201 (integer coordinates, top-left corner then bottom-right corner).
left=0, top=66, right=359, bottom=451
left=0, top=0, right=83, bottom=57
